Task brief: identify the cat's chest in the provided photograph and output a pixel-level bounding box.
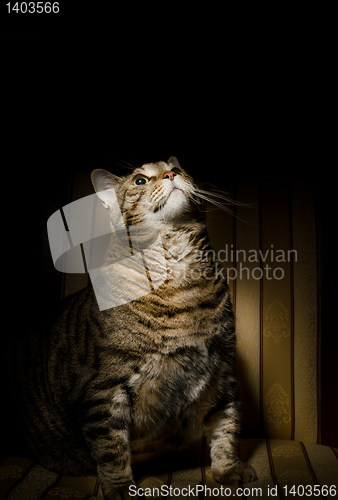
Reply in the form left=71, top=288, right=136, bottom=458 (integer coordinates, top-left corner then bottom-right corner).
left=128, top=346, right=218, bottom=433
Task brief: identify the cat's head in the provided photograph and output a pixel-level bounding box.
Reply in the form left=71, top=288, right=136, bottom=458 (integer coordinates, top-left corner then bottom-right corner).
left=91, top=157, right=202, bottom=229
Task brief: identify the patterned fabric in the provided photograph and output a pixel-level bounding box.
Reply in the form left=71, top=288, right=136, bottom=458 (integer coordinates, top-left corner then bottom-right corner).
left=2, top=439, right=338, bottom=499
left=0, top=456, right=101, bottom=499
left=135, top=438, right=338, bottom=498
left=206, top=181, right=320, bottom=444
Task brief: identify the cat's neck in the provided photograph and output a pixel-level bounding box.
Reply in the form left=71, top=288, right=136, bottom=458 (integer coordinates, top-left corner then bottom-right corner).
left=93, top=219, right=220, bottom=310
left=159, top=220, right=212, bottom=275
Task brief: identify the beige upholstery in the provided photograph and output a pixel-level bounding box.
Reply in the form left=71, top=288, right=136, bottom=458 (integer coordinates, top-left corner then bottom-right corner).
left=2, top=440, right=338, bottom=499
left=2, top=174, right=337, bottom=499
left=207, top=181, right=320, bottom=444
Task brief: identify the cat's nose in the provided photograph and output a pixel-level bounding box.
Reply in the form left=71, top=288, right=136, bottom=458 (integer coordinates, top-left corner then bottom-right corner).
left=162, top=171, right=176, bottom=181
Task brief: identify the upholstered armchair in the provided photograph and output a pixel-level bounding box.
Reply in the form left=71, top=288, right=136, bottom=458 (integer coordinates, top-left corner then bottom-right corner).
left=1, top=172, right=337, bottom=499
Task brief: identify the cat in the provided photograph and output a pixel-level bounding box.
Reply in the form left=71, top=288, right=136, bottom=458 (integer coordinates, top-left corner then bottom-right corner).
left=8, top=157, right=257, bottom=500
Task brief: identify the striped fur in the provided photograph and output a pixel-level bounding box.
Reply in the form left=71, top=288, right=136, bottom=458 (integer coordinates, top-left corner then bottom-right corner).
left=9, top=158, right=257, bottom=499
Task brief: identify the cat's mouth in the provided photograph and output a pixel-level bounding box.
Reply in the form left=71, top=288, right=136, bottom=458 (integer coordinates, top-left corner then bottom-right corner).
left=169, top=187, right=183, bottom=195
left=152, top=185, right=187, bottom=215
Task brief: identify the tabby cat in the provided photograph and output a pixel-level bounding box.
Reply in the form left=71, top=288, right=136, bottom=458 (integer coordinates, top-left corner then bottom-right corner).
left=9, top=157, right=257, bottom=500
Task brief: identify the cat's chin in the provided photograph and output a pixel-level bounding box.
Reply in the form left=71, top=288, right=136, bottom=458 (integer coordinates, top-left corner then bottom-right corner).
left=168, top=187, right=185, bottom=202
left=142, top=192, right=191, bottom=228
left=157, top=188, right=190, bottom=221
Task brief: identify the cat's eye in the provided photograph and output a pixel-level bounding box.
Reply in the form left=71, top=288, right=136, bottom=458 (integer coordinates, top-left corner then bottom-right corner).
left=172, top=168, right=184, bottom=176
left=133, top=175, right=149, bottom=186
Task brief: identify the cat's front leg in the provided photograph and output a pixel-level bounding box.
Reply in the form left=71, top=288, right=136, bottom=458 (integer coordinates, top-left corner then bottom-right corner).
left=205, top=399, right=257, bottom=486
left=87, top=428, right=136, bottom=500
left=95, top=435, right=135, bottom=500
left=81, top=404, right=135, bottom=500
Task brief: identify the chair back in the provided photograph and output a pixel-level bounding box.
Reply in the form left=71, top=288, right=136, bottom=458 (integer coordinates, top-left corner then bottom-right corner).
left=206, top=181, right=320, bottom=444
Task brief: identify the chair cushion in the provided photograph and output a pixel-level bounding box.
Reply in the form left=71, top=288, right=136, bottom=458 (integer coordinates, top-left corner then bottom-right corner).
left=1, top=439, right=337, bottom=499
left=134, top=439, right=338, bottom=497
left=0, top=456, right=101, bottom=499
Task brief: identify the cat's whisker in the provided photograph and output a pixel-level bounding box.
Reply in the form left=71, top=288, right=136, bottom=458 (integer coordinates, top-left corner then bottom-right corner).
left=187, top=196, right=212, bottom=214
left=194, top=188, right=251, bottom=208
left=191, top=191, right=235, bottom=213
left=191, top=189, right=255, bottom=226
left=109, top=159, right=139, bottom=171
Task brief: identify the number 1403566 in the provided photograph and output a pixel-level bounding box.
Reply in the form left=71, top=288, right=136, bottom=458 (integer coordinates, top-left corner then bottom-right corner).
left=283, top=484, right=336, bottom=497
left=6, top=2, right=59, bottom=13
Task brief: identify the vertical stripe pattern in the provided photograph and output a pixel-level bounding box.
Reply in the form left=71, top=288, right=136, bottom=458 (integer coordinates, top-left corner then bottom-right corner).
left=292, top=183, right=318, bottom=443
left=234, top=183, right=260, bottom=437
left=220, top=180, right=319, bottom=443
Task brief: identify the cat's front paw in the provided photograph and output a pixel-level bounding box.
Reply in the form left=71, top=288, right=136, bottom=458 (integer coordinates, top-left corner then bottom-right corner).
left=212, top=462, right=257, bottom=485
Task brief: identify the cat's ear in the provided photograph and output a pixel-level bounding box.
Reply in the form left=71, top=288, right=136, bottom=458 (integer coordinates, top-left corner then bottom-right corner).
left=167, top=156, right=180, bottom=168
left=91, top=169, right=121, bottom=209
